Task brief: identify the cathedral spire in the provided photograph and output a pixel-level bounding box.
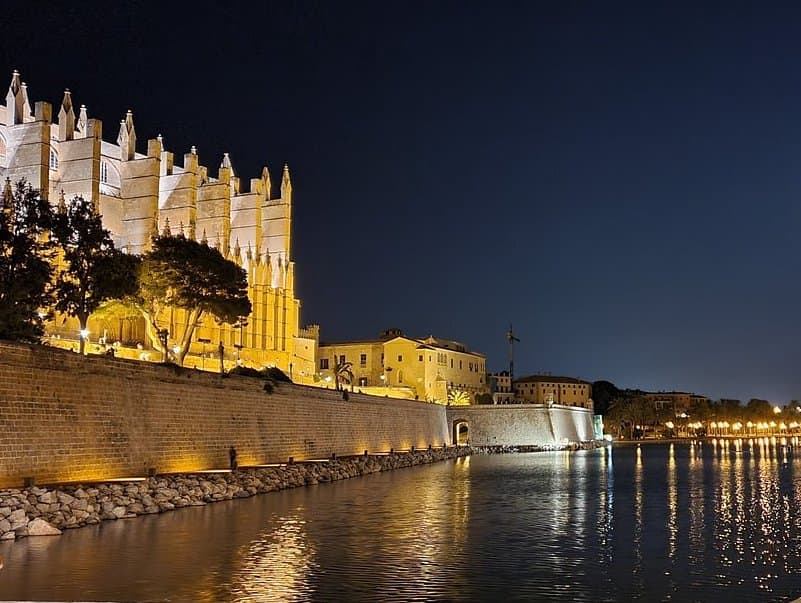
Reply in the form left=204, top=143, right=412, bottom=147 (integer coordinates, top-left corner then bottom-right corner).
left=201, top=228, right=208, bottom=245
left=117, top=109, right=136, bottom=161
left=76, top=104, right=88, bottom=137
left=161, top=217, right=171, bottom=237
left=262, top=166, right=272, bottom=200
left=19, top=81, right=32, bottom=122
left=58, top=89, right=75, bottom=141
left=281, top=163, right=292, bottom=203
left=5, top=70, right=23, bottom=125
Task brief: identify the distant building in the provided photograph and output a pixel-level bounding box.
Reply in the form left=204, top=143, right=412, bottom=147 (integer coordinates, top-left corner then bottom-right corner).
left=513, top=375, right=593, bottom=410
left=318, top=329, right=488, bottom=404
left=643, top=391, right=709, bottom=415
left=488, top=371, right=513, bottom=404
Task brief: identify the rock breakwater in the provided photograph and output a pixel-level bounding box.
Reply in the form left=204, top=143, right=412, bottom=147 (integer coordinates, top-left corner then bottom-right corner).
left=0, top=446, right=473, bottom=541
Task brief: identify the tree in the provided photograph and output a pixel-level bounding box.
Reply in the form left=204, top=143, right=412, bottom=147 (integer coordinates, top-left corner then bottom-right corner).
left=52, top=195, right=140, bottom=354
left=0, top=180, right=54, bottom=342
left=332, top=358, right=353, bottom=391
left=591, top=380, right=620, bottom=415
left=447, top=389, right=471, bottom=406
left=605, top=395, right=656, bottom=439
left=135, top=234, right=251, bottom=365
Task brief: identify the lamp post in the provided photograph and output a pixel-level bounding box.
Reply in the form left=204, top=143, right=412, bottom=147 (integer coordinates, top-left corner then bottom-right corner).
left=218, top=341, right=225, bottom=374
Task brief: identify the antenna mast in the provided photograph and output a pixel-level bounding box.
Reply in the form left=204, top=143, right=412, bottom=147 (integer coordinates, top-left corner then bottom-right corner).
left=507, top=324, right=520, bottom=382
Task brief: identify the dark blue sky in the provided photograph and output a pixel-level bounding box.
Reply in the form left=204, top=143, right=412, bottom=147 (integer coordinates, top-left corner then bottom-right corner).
left=5, top=1, right=801, bottom=402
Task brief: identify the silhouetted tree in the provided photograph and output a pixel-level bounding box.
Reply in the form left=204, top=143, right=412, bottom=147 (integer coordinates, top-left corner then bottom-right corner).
left=591, top=380, right=620, bottom=415
left=0, top=180, right=54, bottom=341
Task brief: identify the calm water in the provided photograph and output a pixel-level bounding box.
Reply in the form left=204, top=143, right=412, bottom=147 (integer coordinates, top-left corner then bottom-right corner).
left=2, top=441, right=801, bottom=602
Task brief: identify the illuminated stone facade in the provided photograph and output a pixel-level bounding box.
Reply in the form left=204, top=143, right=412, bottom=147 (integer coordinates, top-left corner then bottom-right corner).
left=318, top=329, right=488, bottom=404
left=0, top=71, right=313, bottom=380
left=513, top=375, right=593, bottom=410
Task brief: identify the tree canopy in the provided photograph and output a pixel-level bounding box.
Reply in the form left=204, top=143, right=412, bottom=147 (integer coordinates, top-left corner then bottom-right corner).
left=0, top=180, right=54, bottom=341
left=135, top=234, right=251, bottom=364
left=52, top=195, right=140, bottom=353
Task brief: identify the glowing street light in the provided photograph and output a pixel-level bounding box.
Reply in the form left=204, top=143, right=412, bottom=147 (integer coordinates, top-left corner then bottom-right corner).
left=774, top=406, right=782, bottom=415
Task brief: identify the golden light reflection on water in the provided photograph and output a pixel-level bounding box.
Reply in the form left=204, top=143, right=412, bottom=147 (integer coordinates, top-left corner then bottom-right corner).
left=632, top=444, right=644, bottom=591
left=229, top=513, right=317, bottom=602
left=688, top=441, right=705, bottom=569
left=667, top=443, right=677, bottom=560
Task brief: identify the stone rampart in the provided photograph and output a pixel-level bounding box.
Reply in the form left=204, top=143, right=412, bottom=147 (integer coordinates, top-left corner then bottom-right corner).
left=0, top=342, right=449, bottom=488
left=447, top=404, right=596, bottom=447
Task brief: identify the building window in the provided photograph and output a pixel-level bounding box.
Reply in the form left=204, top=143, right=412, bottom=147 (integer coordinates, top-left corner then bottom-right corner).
left=100, top=161, right=109, bottom=183
left=459, top=360, right=463, bottom=369
left=451, top=359, right=454, bottom=368
left=339, top=355, right=345, bottom=365
left=320, top=358, right=329, bottom=370
left=397, top=354, right=403, bottom=362
left=49, top=149, right=58, bottom=170
left=418, top=354, right=423, bottom=361
left=360, top=353, right=367, bottom=366
left=398, top=370, right=403, bottom=383
left=381, top=353, right=384, bottom=366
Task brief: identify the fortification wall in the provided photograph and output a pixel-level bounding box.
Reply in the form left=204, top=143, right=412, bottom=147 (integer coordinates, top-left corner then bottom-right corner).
left=447, top=404, right=596, bottom=447
left=0, top=342, right=449, bottom=488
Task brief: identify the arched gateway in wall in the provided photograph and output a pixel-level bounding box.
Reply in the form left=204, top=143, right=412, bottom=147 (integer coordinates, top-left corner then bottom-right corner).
left=451, top=418, right=469, bottom=445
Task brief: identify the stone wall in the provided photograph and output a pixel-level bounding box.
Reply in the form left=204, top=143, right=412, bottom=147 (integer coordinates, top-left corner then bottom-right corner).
left=0, top=342, right=449, bottom=488
left=446, top=404, right=596, bottom=447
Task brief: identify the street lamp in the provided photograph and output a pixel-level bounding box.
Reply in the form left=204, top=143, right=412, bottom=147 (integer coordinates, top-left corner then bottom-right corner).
left=79, top=328, right=89, bottom=353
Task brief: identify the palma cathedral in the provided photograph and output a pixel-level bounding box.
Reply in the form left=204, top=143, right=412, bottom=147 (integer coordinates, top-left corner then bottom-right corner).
left=0, top=70, right=318, bottom=381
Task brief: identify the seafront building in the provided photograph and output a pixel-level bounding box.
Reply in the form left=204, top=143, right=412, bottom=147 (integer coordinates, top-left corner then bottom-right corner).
left=0, top=70, right=317, bottom=381
left=513, top=374, right=593, bottom=410
left=318, top=328, right=489, bottom=404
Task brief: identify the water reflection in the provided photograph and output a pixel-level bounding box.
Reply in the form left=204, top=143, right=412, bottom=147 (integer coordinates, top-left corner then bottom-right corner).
left=5, top=444, right=801, bottom=601
left=230, top=514, right=317, bottom=602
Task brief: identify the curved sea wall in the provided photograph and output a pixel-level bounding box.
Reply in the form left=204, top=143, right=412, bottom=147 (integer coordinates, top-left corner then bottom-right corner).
left=447, top=404, right=596, bottom=447
left=0, top=342, right=598, bottom=490
left=0, top=447, right=473, bottom=541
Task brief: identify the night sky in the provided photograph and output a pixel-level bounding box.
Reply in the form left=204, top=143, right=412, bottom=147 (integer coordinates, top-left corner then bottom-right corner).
left=4, top=1, right=801, bottom=402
